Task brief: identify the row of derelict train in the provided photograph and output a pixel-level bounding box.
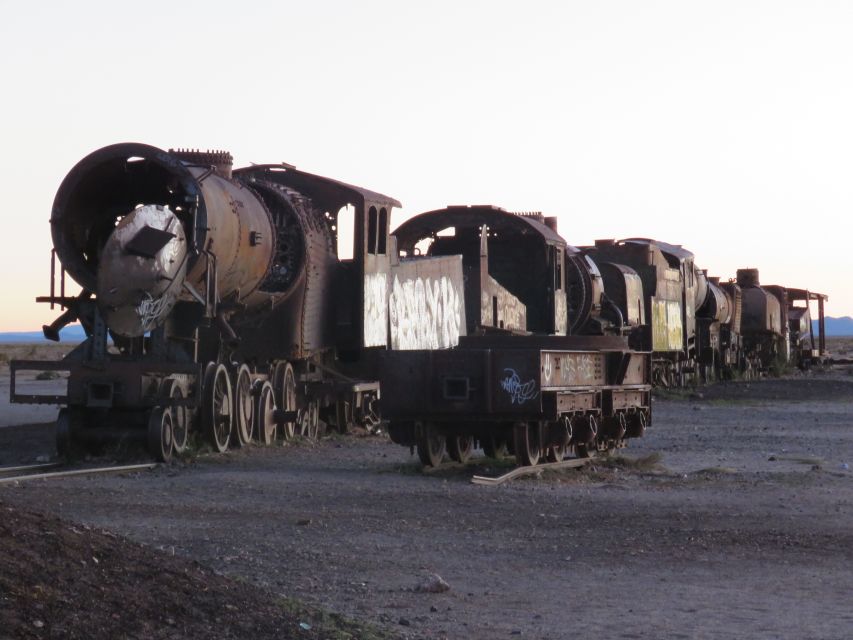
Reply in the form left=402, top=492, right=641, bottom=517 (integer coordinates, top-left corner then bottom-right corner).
left=10, top=144, right=829, bottom=467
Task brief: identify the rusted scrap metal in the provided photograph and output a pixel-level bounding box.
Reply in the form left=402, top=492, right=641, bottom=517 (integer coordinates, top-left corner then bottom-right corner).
left=471, top=456, right=594, bottom=486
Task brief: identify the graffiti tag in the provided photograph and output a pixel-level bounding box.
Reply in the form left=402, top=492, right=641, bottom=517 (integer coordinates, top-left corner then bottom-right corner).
left=500, top=368, right=538, bottom=405
left=137, top=293, right=170, bottom=332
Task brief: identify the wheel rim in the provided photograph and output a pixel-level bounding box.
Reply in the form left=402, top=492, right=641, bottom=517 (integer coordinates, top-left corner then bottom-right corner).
left=148, top=407, right=173, bottom=463
left=513, top=422, right=540, bottom=466
left=56, top=408, right=76, bottom=458
left=448, top=435, right=474, bottom=463
left=416, top=423, right=445, bottom=467
left=256, top=381, right=277, bottom=444
left=169, top=383, right=189, bottom=454
left=280, top=365, right=296, bottom=441
left=233, top=365, right=254, bottom=446
left=297, top=400, right=319, bottom=440
left=547, top=443, right=566, bottom=463
left=202, top=363, right=232, bottom=453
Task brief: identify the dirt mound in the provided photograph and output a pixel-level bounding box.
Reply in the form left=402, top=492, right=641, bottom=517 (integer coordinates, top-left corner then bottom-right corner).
left=0, top=500, right=394, bottom=640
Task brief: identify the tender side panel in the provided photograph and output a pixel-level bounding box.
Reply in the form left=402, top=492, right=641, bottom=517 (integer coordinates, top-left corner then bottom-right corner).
left=381, top=347, right=651, bottom=423
left=540, top=351, right=605, bottom=389
left=386, top=256, right=467, bottom=350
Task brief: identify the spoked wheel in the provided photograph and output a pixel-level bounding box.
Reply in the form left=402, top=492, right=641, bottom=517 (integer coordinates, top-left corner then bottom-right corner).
left=232, top=364, right=254, bottom=447
left=255, top=381, right=277, bottom=445
left=513, top=422, right=541, bottom=466
left=161, top=379, right=189, bottom=455
left=482, top=436, right=508, bottom=461
left=202, top=363, right=233, bottom=453
left=416, top=422, right=446, bottom=467
left=574, top=415, right=598, bottom=458
left=547, top=443, right=567, bottom=463
left=447, top=435, right=474, bottom=463
left=147, top=407, right=174, bottom=463
left=273, top=362, right=297, bottom=441
left=296, top=400, right=320, bottom=440
left=334, top=399, right=354, bottom=434
left=56, top=408, right=82, bottom=459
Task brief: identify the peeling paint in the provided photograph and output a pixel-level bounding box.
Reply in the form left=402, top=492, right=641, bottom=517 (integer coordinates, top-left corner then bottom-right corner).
left=480, top=276, right=526, bottom=331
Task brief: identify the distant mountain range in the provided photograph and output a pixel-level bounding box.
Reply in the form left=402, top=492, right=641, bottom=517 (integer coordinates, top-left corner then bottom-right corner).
left=814, top=316, right=853, bottom=336
left=0, top=324, right=87, bottom=343
left=1, top=317, right=851, bottom=343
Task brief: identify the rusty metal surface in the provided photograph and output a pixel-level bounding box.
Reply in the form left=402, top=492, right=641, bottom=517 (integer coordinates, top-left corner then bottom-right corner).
left=393, top=206, right=567, bottom=336
left=380, top=342, right=650, bottom=423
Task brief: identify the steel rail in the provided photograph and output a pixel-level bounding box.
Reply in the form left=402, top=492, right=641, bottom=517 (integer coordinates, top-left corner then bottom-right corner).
left=0, top=463, right=158, bottom=485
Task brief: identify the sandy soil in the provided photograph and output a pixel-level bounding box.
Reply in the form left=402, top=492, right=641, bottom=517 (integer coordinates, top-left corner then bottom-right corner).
left=1, top=369, right=851, bottom=639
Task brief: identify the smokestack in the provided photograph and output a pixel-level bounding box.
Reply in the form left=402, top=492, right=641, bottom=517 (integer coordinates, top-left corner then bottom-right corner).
left=736, top=268, right=760, bottom=287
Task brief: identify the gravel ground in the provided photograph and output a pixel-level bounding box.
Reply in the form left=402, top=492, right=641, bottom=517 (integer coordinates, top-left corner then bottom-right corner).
left=1, top=374, right=852, bottom=639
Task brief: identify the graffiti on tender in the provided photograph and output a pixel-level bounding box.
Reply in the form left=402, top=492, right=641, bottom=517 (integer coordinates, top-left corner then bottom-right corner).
left=389, top=274, right=462, bottom=350
left=363, top=272, right=389, bottom=347
left=500, top=368, right=538, bottom=405
left=554, top=292, right=568, bottom=335
left=542, top=351, right=603, bottom=387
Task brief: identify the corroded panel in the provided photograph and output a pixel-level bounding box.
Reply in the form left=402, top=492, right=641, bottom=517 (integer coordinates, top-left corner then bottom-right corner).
left=480, top=275, right=526, bottom=331
left=652, top=298, right=683, bottom=351
left=540, top=351, right=605, bottom=388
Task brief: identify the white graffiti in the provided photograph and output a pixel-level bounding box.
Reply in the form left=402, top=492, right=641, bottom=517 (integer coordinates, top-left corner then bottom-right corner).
left=565, top=353, right=598, bottom=384
left=554, top=292, right=568, bottom=335
left=389, top=274, right=462, bottom=350
left=363, top=272, right=388, bottom=347
left=500, top=368, right=538, bottom=405
left=136, top=292, right=171, bottom=332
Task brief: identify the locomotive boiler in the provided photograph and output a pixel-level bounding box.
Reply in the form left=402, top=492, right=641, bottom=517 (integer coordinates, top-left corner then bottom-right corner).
left=11, top=143, right=400, bottom=460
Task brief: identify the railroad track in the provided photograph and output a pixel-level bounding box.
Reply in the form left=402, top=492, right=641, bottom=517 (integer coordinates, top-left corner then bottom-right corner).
left=0, top=462, right=158, bottom=485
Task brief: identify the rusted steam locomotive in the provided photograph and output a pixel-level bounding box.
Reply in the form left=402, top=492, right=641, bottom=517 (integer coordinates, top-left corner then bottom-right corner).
left=9, top=143, right=826, bottom=467
left=573, top=241, right=827, bottom=387
left=11, top=143, right=404, bottom=460
left=10, top=145, right=654, bottom=467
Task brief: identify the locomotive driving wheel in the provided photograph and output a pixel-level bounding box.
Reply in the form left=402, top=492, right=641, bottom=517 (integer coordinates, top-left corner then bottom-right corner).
left=273, top=362, right=296, bottom=441
left=147, top=407, right=174, bottom=463
left=232, top=364, right=254, bottom=447
left=416, top=422, right=445, bottom=467
left=447, top=435, right=474, bottom=464
left=161, top=379, right=189, bottom=455
left=547, top=443, right=566, bottom=463
left=202, top=363, right=233, bottom=453
left=513, top=422, right=541, bottom=466
left=56, top=408, right=83, bottom=459
left=296, top=400, right=320, bottom=440
left=255, top=381, right=277, bottom=444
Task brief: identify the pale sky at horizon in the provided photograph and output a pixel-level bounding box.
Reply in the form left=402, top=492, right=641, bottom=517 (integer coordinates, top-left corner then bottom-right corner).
left=1, top=0, right=851, bottom=331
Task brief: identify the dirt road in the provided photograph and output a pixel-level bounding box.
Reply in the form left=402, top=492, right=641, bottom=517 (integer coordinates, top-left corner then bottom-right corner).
left=1, top=375, right=852, bottom=639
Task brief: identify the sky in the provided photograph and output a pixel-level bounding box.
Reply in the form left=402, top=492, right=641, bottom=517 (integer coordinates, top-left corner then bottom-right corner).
left=1, top=0, right=851, bottom=330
